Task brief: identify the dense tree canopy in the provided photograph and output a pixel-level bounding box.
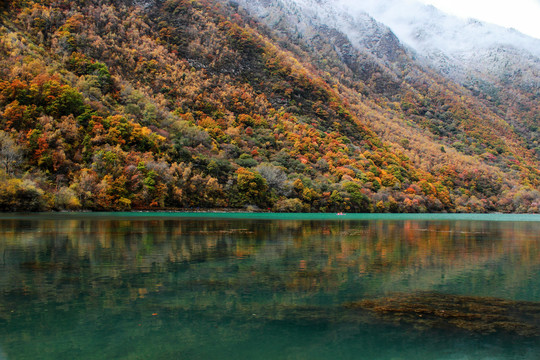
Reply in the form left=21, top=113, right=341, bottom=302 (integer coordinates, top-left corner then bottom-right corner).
left=0, top=0, right=538, bottom=213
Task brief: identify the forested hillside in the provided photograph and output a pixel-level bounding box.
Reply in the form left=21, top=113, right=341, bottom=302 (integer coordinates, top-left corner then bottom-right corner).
left=0, top=0, right=539, bottom=212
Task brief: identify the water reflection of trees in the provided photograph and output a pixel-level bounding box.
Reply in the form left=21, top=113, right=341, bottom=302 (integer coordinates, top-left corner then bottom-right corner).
left=1, top=217, right=539, bottom=360
left=1, top=218, right=539, bottom=309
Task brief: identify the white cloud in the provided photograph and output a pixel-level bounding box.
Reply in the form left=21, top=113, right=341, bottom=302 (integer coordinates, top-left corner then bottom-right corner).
left=335, top=0, right=540, bottom=58
left=416, top=0, right=540, bottom=39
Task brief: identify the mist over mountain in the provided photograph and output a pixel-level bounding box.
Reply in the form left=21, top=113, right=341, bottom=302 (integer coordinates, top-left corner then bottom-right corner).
left=337, top=0, right=540, bottom=86
left=0, top=0, right=539, bottom=213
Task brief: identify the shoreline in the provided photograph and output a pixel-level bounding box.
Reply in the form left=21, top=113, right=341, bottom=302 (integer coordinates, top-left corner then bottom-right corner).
left=0, top=212, right=539, bottom=222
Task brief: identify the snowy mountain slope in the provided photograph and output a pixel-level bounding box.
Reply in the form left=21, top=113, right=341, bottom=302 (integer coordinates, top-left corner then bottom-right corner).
left=230, top=0, right=406, bottom=62
left=226, top=0, right=415, bottom=97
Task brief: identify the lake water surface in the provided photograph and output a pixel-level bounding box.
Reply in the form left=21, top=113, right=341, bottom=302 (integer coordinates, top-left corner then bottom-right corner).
left=0, top=213, right=539, bottom=359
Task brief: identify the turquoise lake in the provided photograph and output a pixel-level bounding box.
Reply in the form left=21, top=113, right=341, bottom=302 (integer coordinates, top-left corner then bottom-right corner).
left=0, top=213, right=539, bottom=359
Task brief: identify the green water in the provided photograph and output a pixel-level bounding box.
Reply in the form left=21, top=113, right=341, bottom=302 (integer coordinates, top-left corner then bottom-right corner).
left=0, top=213, right=539, bottom=359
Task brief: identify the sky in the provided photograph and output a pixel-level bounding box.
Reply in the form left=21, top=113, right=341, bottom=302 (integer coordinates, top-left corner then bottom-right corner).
left=416, top=0, right=540, bottom=39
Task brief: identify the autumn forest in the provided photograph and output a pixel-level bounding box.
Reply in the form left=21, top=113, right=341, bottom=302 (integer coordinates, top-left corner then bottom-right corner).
left=1, top=0, right=539, bottom=213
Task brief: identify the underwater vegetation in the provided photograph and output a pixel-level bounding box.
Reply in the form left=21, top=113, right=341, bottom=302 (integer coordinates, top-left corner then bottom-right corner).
left=347, top=292, right=540, bottom=337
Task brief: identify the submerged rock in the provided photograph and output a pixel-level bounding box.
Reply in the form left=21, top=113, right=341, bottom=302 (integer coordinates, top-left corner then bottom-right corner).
left=346, top=292, right=540, bottom=337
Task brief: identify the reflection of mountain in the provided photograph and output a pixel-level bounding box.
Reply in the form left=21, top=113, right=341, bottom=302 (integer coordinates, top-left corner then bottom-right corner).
left=1, top=216, right=539, bottom=304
